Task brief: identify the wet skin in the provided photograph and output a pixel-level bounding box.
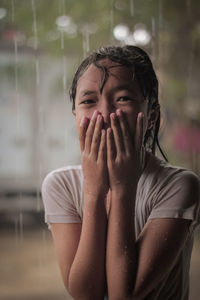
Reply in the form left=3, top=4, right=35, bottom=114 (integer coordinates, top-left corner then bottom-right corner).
left=74, top=59, right=149, bottom=137
left=49, top=59, right=194, bottom=300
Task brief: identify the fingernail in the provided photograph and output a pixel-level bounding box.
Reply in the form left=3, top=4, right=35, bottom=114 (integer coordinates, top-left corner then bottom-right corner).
left=110, top=113, right=116, bottom=120
left=116, top=109, right=121, bottom=117
left=97, top=114, right=102, bottom=122
left=80, top=116, right=85, bottom=127
left=107, top=127, right=112, bottom=134
left=138, top=112, right=143, bottom=122
left=139, top=112, right=144, bottom=129
left=91, top=110, right=98, bottom=120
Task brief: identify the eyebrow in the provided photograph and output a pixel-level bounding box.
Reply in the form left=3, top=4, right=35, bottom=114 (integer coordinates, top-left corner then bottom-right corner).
left=110, top=84, right=133, bottom=92
left=80, top=90, right=97, bottom=97
left=80, top=84, right=134, bottom=97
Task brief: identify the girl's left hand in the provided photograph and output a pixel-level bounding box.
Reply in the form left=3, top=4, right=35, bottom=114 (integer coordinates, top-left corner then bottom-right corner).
left=106, top=109, right=144, bottom=192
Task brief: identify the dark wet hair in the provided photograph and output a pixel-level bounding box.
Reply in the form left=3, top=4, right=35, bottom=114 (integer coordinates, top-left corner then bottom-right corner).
left=69, top=45, right=167, bottom=161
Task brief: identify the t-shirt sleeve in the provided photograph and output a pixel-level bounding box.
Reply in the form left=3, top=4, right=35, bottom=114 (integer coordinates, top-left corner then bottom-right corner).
left=41, top=170, right=82, bottom=227
left=149, top=170, right=200, bottom=228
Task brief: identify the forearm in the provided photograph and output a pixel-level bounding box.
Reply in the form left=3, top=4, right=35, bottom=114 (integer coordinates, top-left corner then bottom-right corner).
left=106, top=188, right=137, bottom=300
left=68, top=193, right=107, bottom=299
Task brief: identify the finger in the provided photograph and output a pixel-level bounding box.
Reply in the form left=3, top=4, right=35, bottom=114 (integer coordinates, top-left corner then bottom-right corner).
left=91, top=114, right=103, bottom=160
left=116, top=109, right=133, bottom=155
left=79, top=116, right=89, bottom=152
left=84, top=110, right=99, bottom=154
left=98, top=129, right=107, bottom=162
left=107, top=127, right=116, bottom=163
left=110, top=113, right=124, bottom=155
left=135, top=112, right=144, bottom=154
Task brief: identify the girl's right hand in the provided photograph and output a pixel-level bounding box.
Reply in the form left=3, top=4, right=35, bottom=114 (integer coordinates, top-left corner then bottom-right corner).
left=79, top=110, right=109, bottom=199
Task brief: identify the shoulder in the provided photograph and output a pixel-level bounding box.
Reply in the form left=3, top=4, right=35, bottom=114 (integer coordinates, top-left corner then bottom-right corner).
left=41, top=165, right=83, bottom=206
left=42, top=165, right=83, bottom=191
left=142, top=153, right=200, bottom=224
left=41, top=165, right=83, bottom=223
left=143, top=153, right=199, bottom=191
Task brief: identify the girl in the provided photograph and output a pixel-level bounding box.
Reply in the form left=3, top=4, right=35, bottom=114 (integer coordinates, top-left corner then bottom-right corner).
left=42, top=45, right=200, bottom=300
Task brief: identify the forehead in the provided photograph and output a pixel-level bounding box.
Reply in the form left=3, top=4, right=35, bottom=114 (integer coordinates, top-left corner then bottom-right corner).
left=76, top=59, right=136, bottom=92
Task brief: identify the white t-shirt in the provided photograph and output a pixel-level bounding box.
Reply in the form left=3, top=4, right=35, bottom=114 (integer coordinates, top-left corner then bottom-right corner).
left=41, top=153, right=200, bottom=300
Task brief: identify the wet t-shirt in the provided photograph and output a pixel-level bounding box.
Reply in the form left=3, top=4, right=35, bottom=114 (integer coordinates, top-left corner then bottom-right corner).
left=41, top=153, right=200, bottom=300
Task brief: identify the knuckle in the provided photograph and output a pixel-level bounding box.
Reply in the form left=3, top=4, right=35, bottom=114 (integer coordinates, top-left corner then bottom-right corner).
left=93, top=136, right=99, bottom=144
left=86, top=131, right=92, bottom=139
left=82, top=151, right=87, bottom=158
left=79, top=129, right=84, bottom=138
left=79, top=134, right=84, bottom=143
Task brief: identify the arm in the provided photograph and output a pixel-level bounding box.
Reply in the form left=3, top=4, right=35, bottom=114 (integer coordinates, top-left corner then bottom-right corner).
left=51, top=203, right=107, bottom=300
left=132, top=218, right=190, bottom=299
left=51, top=111, right=109, bottom=300
left=106, top=110, right=141, bottom=299
left=107, top=209, right=190, bottom=300
left=106, top=110, right=191, bottom=299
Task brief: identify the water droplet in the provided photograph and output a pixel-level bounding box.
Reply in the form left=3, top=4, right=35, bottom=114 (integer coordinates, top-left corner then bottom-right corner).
left=186, top=0, right=191, bottom=17
left=11, top=0, right=15, bottom=23
left=60, top=30, right=65, bottom=49
left=110, top=8, right=114, bottom=43
left=130, top=0, right=134, bottom=16
left=35, top=57, right=40, bottom=86
left=63, top=55, right=67, bottom=97
left=15, top=209, right=24, bottom=245
left=31, top=0, right=38, bottom=50
left=14, top=36, right=18, bottom=92
left=36, top=188, right=41, bottom=212
left=14, top=215, right=19, bottom=246
left=19, top=210, right=24, bottom=243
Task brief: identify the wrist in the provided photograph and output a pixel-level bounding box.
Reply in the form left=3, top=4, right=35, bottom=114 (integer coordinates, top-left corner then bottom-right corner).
left=111, top=183, right=137, bottom=196
left=84, top=187, right=108, bottom=206
left=84, top=180, right=109, bottom=197
left=84, top=187, right=108, bottom=199
left=110, top=186, right=137, bottom=213
left=84, top=194, right=108, bottom=219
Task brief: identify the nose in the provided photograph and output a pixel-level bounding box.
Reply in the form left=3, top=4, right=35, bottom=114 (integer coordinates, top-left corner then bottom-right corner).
left=98, top=100, right=115, bottom=127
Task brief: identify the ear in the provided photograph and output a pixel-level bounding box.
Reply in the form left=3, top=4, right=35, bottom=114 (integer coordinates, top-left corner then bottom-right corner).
left=72, top=109, right=76, bottom=116
left=147, top=104, right=160, bottom=130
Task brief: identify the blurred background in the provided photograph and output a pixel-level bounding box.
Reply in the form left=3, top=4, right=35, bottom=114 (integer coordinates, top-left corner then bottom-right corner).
left=0, top=0, right=200, bottom=299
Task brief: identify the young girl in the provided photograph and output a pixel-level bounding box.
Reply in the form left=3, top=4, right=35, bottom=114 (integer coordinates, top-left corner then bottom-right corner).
left=42, top=45, right=200, bottom=300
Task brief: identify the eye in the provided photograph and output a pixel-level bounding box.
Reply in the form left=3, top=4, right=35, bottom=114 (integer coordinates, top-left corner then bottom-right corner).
left=80, top=99, right=96, bottom=104
left=117, top=96, right=135, bottom=102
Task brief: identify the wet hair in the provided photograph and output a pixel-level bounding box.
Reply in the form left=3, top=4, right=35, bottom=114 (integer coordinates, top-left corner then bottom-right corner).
left=69, top=45, right=167, bottom=161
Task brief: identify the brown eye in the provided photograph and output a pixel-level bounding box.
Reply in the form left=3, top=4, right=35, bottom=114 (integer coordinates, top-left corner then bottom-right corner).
left=81, top=99, right=96, bottom=104
left=117, top=96, right=134, bottom=102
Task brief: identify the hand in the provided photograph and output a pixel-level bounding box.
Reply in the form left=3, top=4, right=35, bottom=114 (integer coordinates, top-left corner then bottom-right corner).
left=106, top=109, right=144, bottom=192
left=79, top=111, right=109, bottom=199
